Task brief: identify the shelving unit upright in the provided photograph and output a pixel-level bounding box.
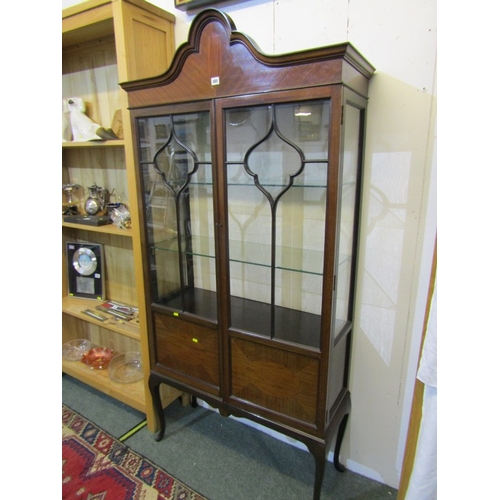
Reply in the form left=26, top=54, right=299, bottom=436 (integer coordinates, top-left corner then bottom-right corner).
left=62, top=0, right=182, bottom=430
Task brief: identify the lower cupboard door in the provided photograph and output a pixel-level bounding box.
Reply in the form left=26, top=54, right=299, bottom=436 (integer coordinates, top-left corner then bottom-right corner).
left=229, top=337, right=319, bottom=425
left=154, top=312, right=220, bottom=396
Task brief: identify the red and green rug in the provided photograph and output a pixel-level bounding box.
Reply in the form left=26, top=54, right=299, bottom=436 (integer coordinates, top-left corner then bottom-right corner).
left=62, top=405, right=207, bottom=500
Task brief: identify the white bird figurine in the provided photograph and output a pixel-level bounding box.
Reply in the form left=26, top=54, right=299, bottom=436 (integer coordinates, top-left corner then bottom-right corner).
left=67, top=97, right=118, bottom=142
left=62, top=99, right=72, bottom=142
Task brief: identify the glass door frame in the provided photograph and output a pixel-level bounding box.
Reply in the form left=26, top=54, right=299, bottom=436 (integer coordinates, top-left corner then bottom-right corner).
left=215, top=85, right=343, bottom=355
left=131, top=99, right=222, bottom=327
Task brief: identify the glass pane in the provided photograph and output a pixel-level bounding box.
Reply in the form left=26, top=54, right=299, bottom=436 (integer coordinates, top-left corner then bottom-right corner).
left=226, top=100, right=329, bottom=348
left=137, top=111, right=217, bottom=321
left=334, top=104, right=361, bottom=336
left=275, top=101, right=329, bottom=160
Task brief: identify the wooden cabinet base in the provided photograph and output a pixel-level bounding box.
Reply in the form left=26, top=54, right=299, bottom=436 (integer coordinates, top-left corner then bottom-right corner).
left=149, top=371, right=351, bottom=500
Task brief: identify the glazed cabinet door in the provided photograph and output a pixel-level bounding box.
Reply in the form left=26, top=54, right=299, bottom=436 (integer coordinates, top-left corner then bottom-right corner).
left=217, top=88, right=340, bottom=429
left=134, top=102, right=221, bottom=396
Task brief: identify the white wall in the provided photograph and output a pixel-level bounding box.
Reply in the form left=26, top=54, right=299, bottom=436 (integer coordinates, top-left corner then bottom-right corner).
left=62, top=0, right=437, bottom=489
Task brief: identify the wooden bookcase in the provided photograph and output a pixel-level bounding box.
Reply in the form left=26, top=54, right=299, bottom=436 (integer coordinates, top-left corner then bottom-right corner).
left=62, top=0, right=182, bottom=430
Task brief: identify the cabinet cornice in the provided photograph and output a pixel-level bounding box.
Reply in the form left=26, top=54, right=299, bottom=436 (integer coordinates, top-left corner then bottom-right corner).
left=121, top=8, right=375, bottom=104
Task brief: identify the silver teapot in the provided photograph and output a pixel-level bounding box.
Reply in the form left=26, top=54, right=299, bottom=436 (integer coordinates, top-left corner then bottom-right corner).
left=84, top=183, right=109, bottom=216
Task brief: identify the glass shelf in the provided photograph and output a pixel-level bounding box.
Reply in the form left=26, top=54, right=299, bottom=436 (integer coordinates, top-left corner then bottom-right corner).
left=151, top=235, right=324, bottom=275
left=227, top=182, right=327, bottom=188
left=144, top=180, right=326, bottom=188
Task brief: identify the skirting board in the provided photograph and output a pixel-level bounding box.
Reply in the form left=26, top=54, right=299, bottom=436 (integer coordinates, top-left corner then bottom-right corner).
left=196, top=400, right=386, bottom=485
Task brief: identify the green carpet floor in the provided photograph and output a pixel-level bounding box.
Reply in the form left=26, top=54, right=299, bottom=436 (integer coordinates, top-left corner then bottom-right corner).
left=62, top=374, right=398, bottom=500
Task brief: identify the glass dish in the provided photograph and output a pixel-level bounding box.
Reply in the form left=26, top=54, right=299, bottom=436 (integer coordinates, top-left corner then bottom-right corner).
left=62, top=339, right=93, bottom=361
left=108, top=351, right=143, bottom=383
left=81, top=346, right=114, bottom=370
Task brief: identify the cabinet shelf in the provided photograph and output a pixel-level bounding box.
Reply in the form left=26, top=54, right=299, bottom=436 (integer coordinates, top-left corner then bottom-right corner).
left=62, top=220, right=132, bottom=236
left=62, top=357, right=182, bottom=414
left=62, top=0, right=175, bottom=49
left=63, top=140, right=125, bottom=149
left=154, top=287, right=322, bottom=349
left=63, top=296, right=140, bottom=341
left=227, top=182, right=327, bottom=188
left=145, top=181, right=327, bottom=188
left=152, top=235, right=324, bottom=275
left=62, top=358, right=146, bottom=412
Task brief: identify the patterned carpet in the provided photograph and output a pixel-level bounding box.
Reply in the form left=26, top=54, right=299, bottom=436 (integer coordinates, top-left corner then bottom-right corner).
left=62, top=405, right=208, bottom=500
left=62, top=375, right=399, bottom=500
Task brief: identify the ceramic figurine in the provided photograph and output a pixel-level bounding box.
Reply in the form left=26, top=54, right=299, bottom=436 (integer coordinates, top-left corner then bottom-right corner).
left=62, top=99, right=72, bottom=142
left=67, top=97, right=118, bottom=142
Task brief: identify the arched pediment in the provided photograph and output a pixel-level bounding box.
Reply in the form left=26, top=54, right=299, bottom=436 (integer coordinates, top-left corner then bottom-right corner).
left=122, top=8, right=375, bottom=107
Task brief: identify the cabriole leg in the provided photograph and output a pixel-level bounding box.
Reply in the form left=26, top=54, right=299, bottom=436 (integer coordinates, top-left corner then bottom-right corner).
left=333, top=412, right=349, bottom=472
left=148, top=374, right=166, bottom=441
left=313, top=451, right=326, bottom=500
left=306, top=442, right=327, bottom=500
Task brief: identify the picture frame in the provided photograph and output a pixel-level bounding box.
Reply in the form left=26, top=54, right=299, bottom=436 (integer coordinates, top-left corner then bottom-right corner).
left=174, top=0, right=246, bottom=11
left=67, top=242, right=105, bottom=300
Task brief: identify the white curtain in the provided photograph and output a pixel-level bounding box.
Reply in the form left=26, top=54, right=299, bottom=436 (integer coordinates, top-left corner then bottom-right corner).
left=405, top=278, right=437, bottom=500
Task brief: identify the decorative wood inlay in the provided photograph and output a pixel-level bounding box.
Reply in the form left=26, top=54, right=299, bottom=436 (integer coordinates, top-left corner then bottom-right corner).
left=230, top=338, right=318, bottom=424
left=154, top=312, right=220, bottom=395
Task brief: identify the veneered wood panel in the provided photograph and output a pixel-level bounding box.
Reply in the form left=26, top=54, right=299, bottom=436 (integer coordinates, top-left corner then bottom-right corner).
left=154, top=313, right=220, bottom=395
left=230, top=338, right=319, bottom=424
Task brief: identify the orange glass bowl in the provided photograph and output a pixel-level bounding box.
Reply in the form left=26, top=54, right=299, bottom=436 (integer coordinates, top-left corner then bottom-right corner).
left=81, top=347, right=114, bottom=369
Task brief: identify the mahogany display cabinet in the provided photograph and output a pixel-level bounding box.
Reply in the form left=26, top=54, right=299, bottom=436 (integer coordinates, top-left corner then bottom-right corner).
left=122, top=9, right=375, bottom=499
